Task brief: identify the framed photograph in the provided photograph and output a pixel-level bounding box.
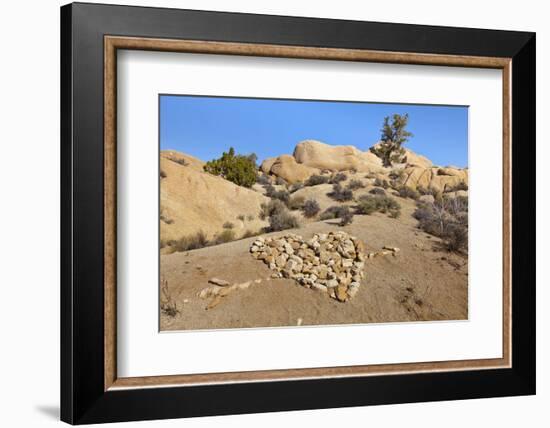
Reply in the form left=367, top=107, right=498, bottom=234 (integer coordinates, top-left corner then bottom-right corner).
left=61, top=2, right=535, bottom=424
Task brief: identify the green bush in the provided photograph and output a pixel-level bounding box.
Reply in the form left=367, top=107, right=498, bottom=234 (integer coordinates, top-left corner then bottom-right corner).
left=302, top=199, right=321, bottom=218
left=203, top=147, right=257, bottom=188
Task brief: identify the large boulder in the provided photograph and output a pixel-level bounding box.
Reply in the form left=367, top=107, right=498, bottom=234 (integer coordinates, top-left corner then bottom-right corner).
left=399, top=165, right=468, bottom=192
left=160, top=151, right=270, bottom=246
left=437, top=167, right=468, bottom=180
left=260, top=157, right=277, bottom=174
left=293, top=140, right=384, bottom=173
left=403, top=148, right=433, bottom=168
left=268, top=154, right=320, bottom=184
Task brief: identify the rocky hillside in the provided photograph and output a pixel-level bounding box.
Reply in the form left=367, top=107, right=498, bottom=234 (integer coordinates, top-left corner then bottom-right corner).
left=260, top=140, right=468, bottom=192
left=160, top=140, right=467, bottom=253
left=160, top=150, right=269, bottom=250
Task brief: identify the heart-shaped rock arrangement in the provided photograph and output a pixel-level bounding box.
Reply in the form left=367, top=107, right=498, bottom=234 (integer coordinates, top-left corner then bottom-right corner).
left=250, top=231, right=366, bottom=302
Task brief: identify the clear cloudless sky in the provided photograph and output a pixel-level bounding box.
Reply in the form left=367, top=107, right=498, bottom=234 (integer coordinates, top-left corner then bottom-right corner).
left=160, top=95, right=468, bottom=167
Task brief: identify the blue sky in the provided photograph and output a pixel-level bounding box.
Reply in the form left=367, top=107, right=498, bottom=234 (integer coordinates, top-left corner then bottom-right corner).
left=160, top=95, right=468, bottom=167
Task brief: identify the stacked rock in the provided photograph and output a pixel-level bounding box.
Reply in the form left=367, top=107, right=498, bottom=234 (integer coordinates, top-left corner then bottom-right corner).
left=250, top=231, right=365, bottom=302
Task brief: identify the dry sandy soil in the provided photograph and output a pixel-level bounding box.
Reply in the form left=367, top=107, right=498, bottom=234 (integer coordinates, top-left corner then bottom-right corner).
left=160, top=197, right=468, bottom=331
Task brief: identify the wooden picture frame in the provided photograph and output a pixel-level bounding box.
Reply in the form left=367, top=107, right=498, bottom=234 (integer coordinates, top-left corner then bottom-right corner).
left=61, top=2, right=535, bottom=424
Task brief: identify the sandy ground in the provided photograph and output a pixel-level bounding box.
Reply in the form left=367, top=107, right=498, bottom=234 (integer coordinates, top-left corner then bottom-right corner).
left=160, top=198, right=468, bottom=331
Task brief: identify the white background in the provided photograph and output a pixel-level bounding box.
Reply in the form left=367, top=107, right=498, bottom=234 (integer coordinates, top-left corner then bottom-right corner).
left=118, top=51, right=503, bottom=377
left=0, top=0, right=546, bottom=427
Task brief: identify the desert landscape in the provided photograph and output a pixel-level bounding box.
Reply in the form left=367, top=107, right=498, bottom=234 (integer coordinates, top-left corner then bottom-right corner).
left=159, top=130, right=469, bottom=331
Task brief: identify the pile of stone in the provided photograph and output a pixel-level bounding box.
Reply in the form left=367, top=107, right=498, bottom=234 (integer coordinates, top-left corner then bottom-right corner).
left=249, top=231, right=366, bottom=302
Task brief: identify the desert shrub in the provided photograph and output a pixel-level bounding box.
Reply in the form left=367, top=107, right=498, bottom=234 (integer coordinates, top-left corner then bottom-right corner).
left=319, top=205, right=353, bottom=226
left=346, top=179, right=365, bottom=190
left=160, top=170, right=167, bottom=179
left=246, top=214, right=255, bottom=221
left=320, top=205, right=350, bottom=220
left=168, top=231, right=209, bottom=252
left=160, top=279, right=179, bottom=318
left=445, top=224, right=468, bottom=251
left=170, top=157, right=187, bottom=166
left=223, top=221, right=234, bottom=229
left=327, top=183, right=353, bottom=202
left=263, top=183, right=276, bottom=196
left=417, top=186, right=439, bottom=197
left=203, top=147, right=257, bottom=188
left=160, top=209, right=174, bottom=224
left=236, top=214, right=245, bottom=222
left=259, top=199, right=287, bottom=220
left=365, top=172, right=378, bottom=179
left=339, top=208, right=354, bottom=226
left=289, top=182, right=304, bottom=193
left=445, top=181, right=469, bottom=192
left=256, top=174, right=271, bottom=185
left=268, top=210, right=299, bottom=232
left=369, top=187, right=386, bottom=196
left=413, top=196, right=468, bottom=252
left=329, top=172, right=347, bottom=184
left=305, top=174, right=330, bottom=186
left=302, top=199, right=321, bottom=218
left=212, top=229, right=236, bottom=245
left=397, top=186, right=420, bottom=200
left=287, top=195, right=305, bottom=210
left=271, top=189, right=291, bottom=204
left=374, top=178, right=390, bottom=189
left=356, top=195, right=401, bottom=218
left=241, top=229, right=259, bottom=239
left=263, top=183, right=290, bottom=203
left=260, top=199, right=299, bottom=231
left=275, top=176, right=288, bottom=186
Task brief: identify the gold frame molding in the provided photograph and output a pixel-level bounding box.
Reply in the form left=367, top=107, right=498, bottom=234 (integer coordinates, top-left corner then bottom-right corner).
left=104, top=36, right=512, bottom=391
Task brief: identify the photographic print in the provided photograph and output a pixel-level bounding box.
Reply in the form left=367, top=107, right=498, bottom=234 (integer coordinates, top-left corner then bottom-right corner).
left=159, top=95, right=469, bottom=331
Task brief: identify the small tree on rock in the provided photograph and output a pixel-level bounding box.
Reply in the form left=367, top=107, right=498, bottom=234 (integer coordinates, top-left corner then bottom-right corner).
left=370, top=114, right=413, bottom=167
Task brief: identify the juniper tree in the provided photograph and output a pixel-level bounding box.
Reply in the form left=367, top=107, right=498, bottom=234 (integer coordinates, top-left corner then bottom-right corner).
left=203, top=147, right=257, bottom=188
left=370, top=114, right=413, bottom=167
